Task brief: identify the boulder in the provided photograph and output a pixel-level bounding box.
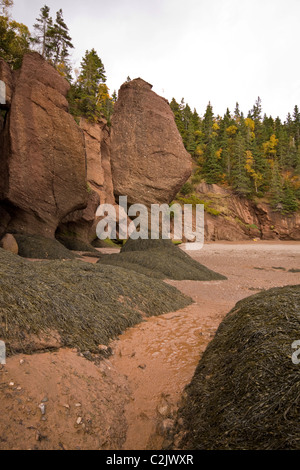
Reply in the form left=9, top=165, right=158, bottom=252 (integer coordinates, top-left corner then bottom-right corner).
left=0, top=233, right=18, bottom=254
left=0, top=53, right=88, bottom=239
left=110, top=78, right=192, bottom=206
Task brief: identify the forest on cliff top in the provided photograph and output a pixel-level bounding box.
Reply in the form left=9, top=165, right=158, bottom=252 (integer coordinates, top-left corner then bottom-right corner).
left=1, top=0, right=299, bottom=213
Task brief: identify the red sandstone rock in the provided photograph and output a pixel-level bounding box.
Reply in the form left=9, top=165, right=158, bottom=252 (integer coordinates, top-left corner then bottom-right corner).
left=80, top=118, right=115, bottom=205
left=196, top=183, right=300, bottom=241
left=110, top=78, right=192, bottom=206
left=0, top=53, right=88, bottom=238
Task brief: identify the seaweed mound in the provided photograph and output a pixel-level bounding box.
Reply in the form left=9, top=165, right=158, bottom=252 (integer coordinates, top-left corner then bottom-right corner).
left=121, top=238, right=175, bottom=252
left=98, top=239, right=226, bottom=281
left=92, top=238, right=120, bottom=249
left=14, top=234, right=77, bottom=260
left=173, top=285, right=300, bottom=450
left=0, top=249, right=193, bottom=356
left=56, top=236, right=98, bottom=253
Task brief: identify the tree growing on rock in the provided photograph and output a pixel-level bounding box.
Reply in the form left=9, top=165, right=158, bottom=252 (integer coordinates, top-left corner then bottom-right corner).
left=50, top=9, right=74, bottom=68
left=69, top=49, right=114, bottom=122
left=33, top=6, right=73, bottom=79
left=33, top=5, right=53, bottom=59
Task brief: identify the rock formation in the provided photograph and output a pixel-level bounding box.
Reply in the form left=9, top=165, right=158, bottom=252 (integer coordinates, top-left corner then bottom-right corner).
left=0, top=52, right=88, bottom=239
left=0, top=53, right=298, bottom=247
left=80, top=117, right=115, bottom=205
left=57, top=117, right=129, bottom=244
left=110, top=78, right=192, bottom=206
left=196, top=183, right=300, bottom=241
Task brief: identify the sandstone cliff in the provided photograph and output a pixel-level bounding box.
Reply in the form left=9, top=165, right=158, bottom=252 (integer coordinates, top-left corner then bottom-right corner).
left=195, top=183, right=300, bottom=241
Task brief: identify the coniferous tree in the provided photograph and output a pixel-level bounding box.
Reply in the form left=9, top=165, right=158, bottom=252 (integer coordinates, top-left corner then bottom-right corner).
left=270, top=160, right=283, bottom=209
left=282, top=180, right=298, bottom=213
left=231, top=132, right=251, bottom=196
left=202, top=102, right=214, bottom=143
left=170, top=96, right=300, bottom=212
left=69, top=49, right=109, bottom=121
left=202, top=137, right=222, bottom=184
left=33, top=5, right=53, bottom=59
left=49, top=9, right=74, bottom=67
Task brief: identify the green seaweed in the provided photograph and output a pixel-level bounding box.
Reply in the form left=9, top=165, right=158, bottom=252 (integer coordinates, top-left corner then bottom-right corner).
left=98, top=239, right=226, bottom=281
left=0, top=248, right=193, bottom=357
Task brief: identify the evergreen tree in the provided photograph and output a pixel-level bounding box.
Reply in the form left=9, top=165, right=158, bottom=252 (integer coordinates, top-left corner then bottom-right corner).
left=48, top=9, right=74, bottom=67
left=251, top=96, right=262, bottom=122
left=202, top=102, right=214, bottom=143
left=70, top=49, right=107, bottom=121
left=170, top=98, right=185, bottom=137
left=269, top=160, right=283, bottom=209
left=33, top=5, right=53, bottom=59
left=231, top=133, right=251, bottom=196
left=282, top=180, right=298, bottom=213
left=202, top=137, right=222, bottom=184
left=169, top=96, right=299, bottom=212
left=112, top=90, right=118, bottom=102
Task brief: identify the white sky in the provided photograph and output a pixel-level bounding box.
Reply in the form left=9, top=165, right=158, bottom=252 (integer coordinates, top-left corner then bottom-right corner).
left=11, top=0, right=300, bottom=121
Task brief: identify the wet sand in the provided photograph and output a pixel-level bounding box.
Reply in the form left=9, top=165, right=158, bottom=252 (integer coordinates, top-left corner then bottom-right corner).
left=109, top=241, right=300, bottom=449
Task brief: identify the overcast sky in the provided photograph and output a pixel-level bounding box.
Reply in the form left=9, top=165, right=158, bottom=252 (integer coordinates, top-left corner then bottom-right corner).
left=11, top=0, right=300, bottom=121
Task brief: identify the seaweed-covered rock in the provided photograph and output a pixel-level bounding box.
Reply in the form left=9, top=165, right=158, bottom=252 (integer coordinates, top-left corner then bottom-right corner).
left=98, top=238, right=226, bottom=281
left=173, top=285, right=300, bottom=450
left=14, top=233, right=77, bottom=260
left=121, top=238, right=175, bottom=253
left=0, top=248, right=193, bottom=356
left=57, top=235, right=98, bottom=253
left=92, top=238, right=120, bottom=249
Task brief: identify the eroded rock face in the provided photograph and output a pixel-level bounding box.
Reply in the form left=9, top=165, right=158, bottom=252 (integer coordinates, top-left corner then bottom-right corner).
left=57, top=118, right=117, bottom=243
left=110, top=78, right=192, bottom=206
left=80, top=117, right=115, bottom=205
left=0, top=59, right=13, bottom=107
left=0, top=53, right=88, bottom=238
left=196, top=183, right=300, bottom=241
left=57, top=189, right=101, bottom=243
